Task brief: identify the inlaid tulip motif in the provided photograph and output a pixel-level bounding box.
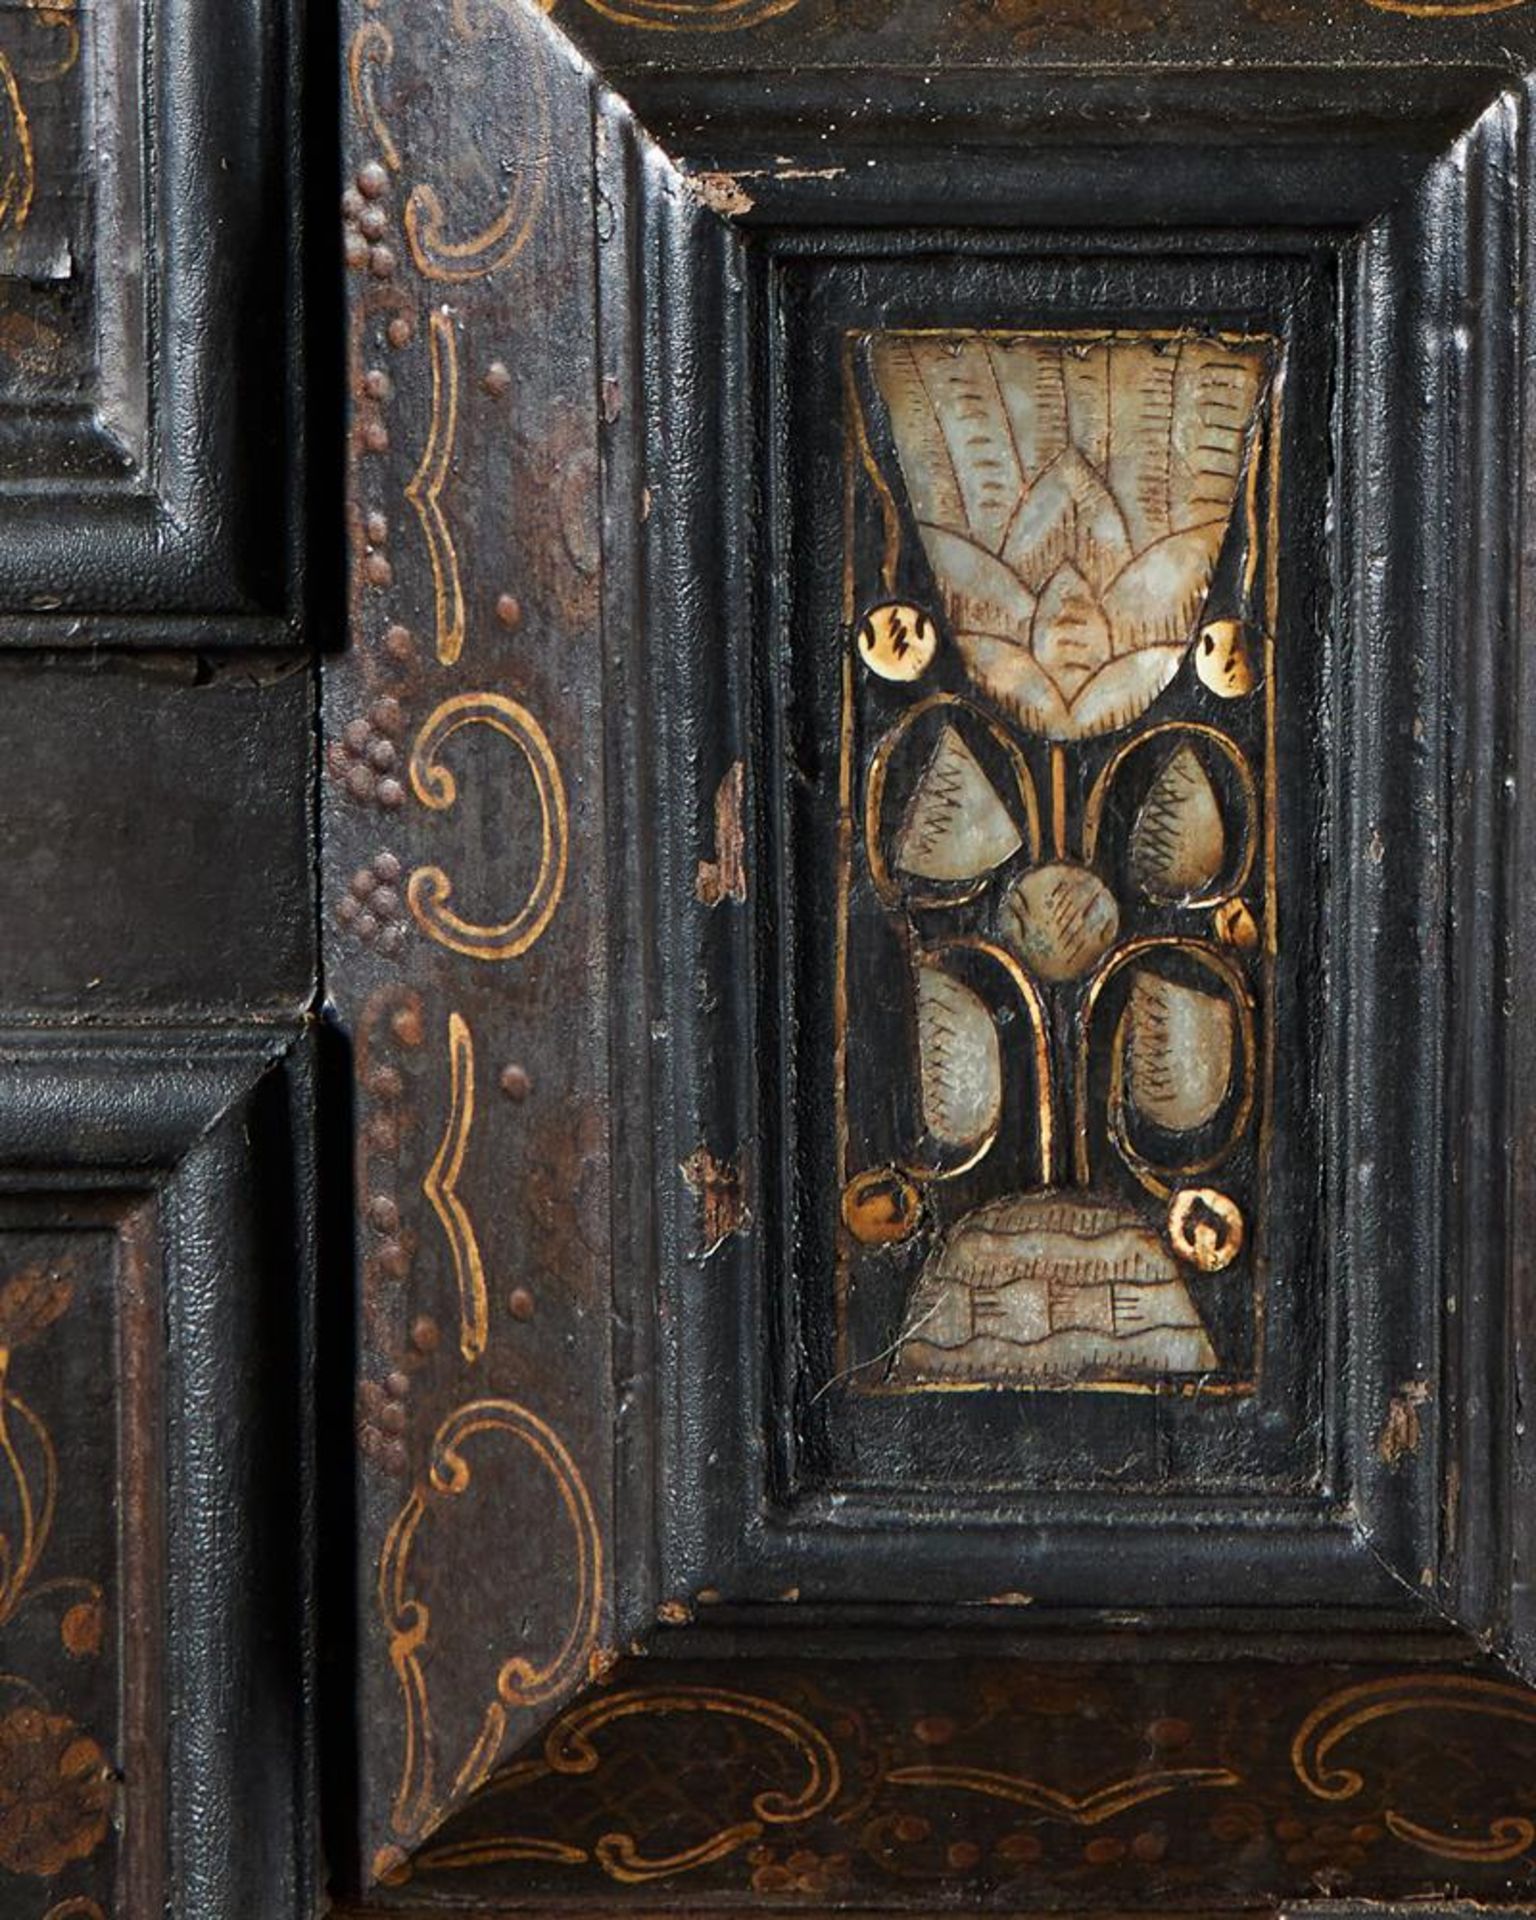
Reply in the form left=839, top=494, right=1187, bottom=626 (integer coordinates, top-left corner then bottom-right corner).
left=843, top=330, right=1275, bottom=1386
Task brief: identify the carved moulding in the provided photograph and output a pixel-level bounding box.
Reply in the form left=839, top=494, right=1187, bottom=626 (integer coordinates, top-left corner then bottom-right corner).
left=0, top=1030, right=314, bottom=1920
left=0, top=0, right=301, bottom=638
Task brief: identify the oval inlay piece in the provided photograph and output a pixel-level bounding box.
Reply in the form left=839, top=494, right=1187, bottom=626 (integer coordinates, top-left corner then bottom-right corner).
left=998, top=862, right=1119, bottom=983
left=1195, top=619, right=1258, bottom=699
left=1167, top=1187, right=1245, bottom=1272
left=1120, top=970, right=1235, bottom=1133
left=842, top=1167, right=924, bottom=1246
left=858, top=601, right=939, bottom=682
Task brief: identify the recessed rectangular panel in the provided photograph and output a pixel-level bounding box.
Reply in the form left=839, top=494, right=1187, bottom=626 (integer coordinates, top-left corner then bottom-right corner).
left=775, top=247, right=1333, bottom=1497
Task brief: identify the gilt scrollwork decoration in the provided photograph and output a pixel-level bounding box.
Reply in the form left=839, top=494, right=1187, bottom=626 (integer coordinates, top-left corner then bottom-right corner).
left=422, top=1011, right=489, bottom=1362
left=0, top=1262, right=113, bottom=1891
left=346, top=0, right=550, bottom=284
left=1291, top=1674, right=1536, bottom=1864
left=404, top=309, right=466, bottom=666
left=403, top=0, right=550, bottom=282
left=886, top=1759, right=1240, bottom=1824
left=377, top=1399, right=603, bottom=1869
left=0, top=54, right=35, bottom=237
left=348, top=21, right=401, bottom=174
left=407, top=692, right=570, bottom=961
left=408, top=1687, right=841, bottom=1884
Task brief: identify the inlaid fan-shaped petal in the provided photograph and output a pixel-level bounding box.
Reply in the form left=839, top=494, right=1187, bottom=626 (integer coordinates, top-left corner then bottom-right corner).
left=1171, top=342, right=1267, bottom=530
left=915, top=959, right=1003, bottom=1150
left=894, top=724, right=1023, bottom=883
left=951, top=633, right=1074, bottom=738
left=869, top=337, right=968, bottom=531
left=1030, top=561, right=1113, bottom=700
left=1064, top=649, right=1185, bottom=740
left=986, top=337, right=1070, bottom=477
left=868, top=330, right=1272, bottom=742
left=1120, top=971, right=1234, bottom=1132
left=1002, top=447, right=1132, bottom=595
left=1106, top=342, right=1178, bottom=553
left=1101, top=524, right=1229, bottom=654
left=915, top=340, right=1027, bottom=553
left=957, top=635, right=1185, bottom=743
left=1129, top=745, right=1226, bottom=899
left=1062, top=342, right=1112, bottom=474
left=916, top=527, right=1036, bottom=642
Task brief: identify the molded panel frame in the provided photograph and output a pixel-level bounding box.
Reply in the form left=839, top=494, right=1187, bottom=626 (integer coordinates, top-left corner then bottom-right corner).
left=0, top=0, right=304, bottom=641
left=0, top=1028, right=317, bottom=1920
left=641, top=80, right=1525, bottom=1635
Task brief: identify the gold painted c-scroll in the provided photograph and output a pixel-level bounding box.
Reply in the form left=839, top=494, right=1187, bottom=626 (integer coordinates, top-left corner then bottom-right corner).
left=378, top=1398, right=604, bottom=1860
left=347, top=21, right=401, bottom=173
left=402, top=0, right=550, bottom=281
left=1292, top=1674, right=1536, bottom=1865
left=407, top=692, right=569, bottom=961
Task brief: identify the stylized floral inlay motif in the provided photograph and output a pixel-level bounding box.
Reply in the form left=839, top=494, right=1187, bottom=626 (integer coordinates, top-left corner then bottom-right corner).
left=0, top=1707, right=112, bottom=1878
left=871, top=334, right=1267, bottom=739
left=845, top=326, right=1275, bottom=1387
left=0, top=1265, right=73, bottom=1355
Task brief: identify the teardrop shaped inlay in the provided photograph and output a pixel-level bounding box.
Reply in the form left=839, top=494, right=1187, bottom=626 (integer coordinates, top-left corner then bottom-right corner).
left=1129, top=744, right=1226, bottom=901
left=894, top=724, right=1023, bottom=884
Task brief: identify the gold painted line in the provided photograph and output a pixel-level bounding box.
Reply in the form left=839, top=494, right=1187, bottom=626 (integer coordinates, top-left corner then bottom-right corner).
left=855, top=327, right=1273, bottom=346
left=847, top=349, right=902, bottom=594
left=862, top=1375, right=1256, bottom=1399
left=404, top=308, right=466, bottom=665
left=1363, top=0, right=1525, bottom=12
left=422, top=1010, right=489, bottom=1363
left=1050, top=743, right=1068, bottom=860
left=0, top=54, right=35, bottom=235
left=1256, top=368, right=1284, bottom=1380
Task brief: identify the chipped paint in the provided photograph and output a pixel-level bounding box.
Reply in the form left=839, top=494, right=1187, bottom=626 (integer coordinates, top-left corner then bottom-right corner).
left=697, top=760, right=747, bottom=907
left=682, top=168, right=755, bottom=216
left=1378, top=1379, right=1431, bottom=1465
left=681, top=1146, right=749, bottom=1256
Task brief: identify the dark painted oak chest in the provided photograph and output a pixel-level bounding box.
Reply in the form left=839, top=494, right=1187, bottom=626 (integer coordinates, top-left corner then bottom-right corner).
left=4, top=0, right=1536, bottom=1914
